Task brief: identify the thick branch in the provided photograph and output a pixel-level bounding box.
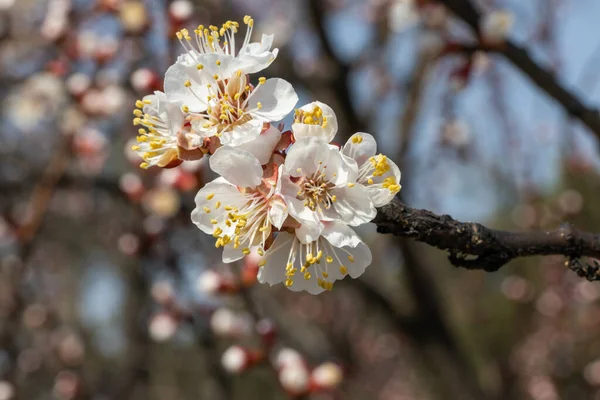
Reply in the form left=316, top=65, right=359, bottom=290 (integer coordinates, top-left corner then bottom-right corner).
left=374, top=198, right=600, bottom=277
left=437, top=0, right=600, bottom=138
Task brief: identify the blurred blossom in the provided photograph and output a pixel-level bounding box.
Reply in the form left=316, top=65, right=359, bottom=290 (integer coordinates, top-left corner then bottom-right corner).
left=255, top=318, right=276, bottom=344
left=17, top=348, right=42, bottom=374
left=511, top=204, right=537, bottom=229
left=209, top=308, right=252, bottom=338
left=279, top=362, right=310, bottom=396
left=74, top=127, right=108, bottom=156
left=142, top=187, right=181, bottom=218
left=4, top=73, right=66, bottom=132
left=0, top=381, right=14, bottom=400
left=421, top=4, right=447, bottom=29
left=117, top=233, right=140, bottom=255
left=557, top=189, right=584, bottom=215
left=149, top=312, right=178, bottom=342
left=311, top=362, right=343, bottom=390
left=143, top=215, right=165, bottom=235
left=527, top=376, right=558, bottom=400
left=501, top=275, right=533, bottom=302
left=221, top=345, right=251, bottom=374
left=389, top=0, right=419, bottom=33
left=119, top=172, right=144, bottom=200
left=119, top=1, right=148, bottom=34
left=101, top=85, right=127, bottom=115
left=574, top=281, right=600, bottom=304
left=480, top=10, right=514, bottom=44
left=150, top=281, right=175, bottom=305
left=195, top=270, right=222, bottom=295
left=41, top=0, right=70, bottom=41
left=419, top=31, right=444, bottom=56
left=169, top=0, right=193, bottom=22
left=274, top=347, right=304, bottom=370
left=57, top=333, right=85, bottom=366
left=158, top=169, right=198, bottom=192
left=66, top=73, right=91, bottom=97
left=441, top=119, right=470, bottom=149
left=0, top=0, right=14, bottom=11
left=22, top=304, right=48, bottom=329
left=536, top=289, right=563, bottom=317
left=53, top=370, right=79, bottom=400
left=585, top=360, right=600, bottom=385
left=130, top=68, right=159, bottom=93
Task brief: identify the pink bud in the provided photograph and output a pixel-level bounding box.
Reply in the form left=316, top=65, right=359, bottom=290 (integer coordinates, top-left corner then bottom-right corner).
left=310, top=362, right=343, bottom=391
left=279, top=363, right=310, bottom=396
left=274, top=348, right=304, bottom=370
left=169, top=0, right=193, bottom=23
left=221, top=346, right=263, bottom=374
left=209, top=308, right=252, bottom=338
left=149, top=312, right=178, bottom=342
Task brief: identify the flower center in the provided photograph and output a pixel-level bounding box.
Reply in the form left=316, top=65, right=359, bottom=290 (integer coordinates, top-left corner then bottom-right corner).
left=296, top=172, right=336, bottom=212
left=294, top=105, right=328, bottom=128
left=207, top=191, right=272, bottom=256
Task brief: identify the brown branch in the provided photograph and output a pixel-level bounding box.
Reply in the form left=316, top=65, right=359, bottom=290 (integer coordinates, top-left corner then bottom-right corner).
left=374, top=198, right=600, bottom=277
left=436, top=0, right=600, bottom=138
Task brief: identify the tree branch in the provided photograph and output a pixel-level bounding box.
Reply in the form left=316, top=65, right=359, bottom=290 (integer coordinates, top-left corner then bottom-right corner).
left=437, top=0, right=600, bottom=138
left=374, top=198, right=600, bottom=278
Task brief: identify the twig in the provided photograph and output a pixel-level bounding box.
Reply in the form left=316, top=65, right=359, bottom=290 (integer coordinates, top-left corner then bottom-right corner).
left=436, top=0, right=600, bottom=138
left=374, top=198, right=600, bottom=276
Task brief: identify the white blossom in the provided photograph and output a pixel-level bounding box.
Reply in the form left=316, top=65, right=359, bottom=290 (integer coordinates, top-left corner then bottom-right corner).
left=342, top=133, right=401, bottom=207
left=257, top=221, right=372, bottom=294
left=279, top=137, right=376, bottom=239
left=191, top=147, right=287, bottom=262
left=165, top=65, right=297, bottom=146
left=131, top=91, right=188, bottom=169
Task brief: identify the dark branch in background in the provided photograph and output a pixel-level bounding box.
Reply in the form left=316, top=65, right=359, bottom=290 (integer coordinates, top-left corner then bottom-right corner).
left=375, top=198, right=600, bottom=279
left=436, top=0, right=600, bottom=138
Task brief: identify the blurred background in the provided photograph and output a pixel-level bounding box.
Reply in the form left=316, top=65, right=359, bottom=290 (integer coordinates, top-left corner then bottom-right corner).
left=1, top=0, right=600, bottom=399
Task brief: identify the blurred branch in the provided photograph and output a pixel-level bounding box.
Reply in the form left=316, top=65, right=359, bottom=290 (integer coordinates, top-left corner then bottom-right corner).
left=375, top=198, right=600, bottom=276
left=436, top=0, right=600, bottom=138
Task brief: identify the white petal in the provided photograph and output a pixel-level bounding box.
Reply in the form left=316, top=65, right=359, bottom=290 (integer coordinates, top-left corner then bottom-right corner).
left=222, top=245, right=245, bottom=263
left=342, top=132, right=377, bottom=165
left=219, top=118, right=263, bottom=147
left=291, top=101, right=338, bottom=143
left=210, top=147, right=263, bottom=188
left=295, top=222, right=322, bottom=244
left=191, top=178, right=245, bottom=234
left=257, top=232, right=293, bottom=286
left=322, top=223, right=372, bottom=279
left=258, top=233, right=326, bottom=295
left=268, top=197, right=288, bottom=229
left=164, top=63, right=208, bottom=112
left=237, top=124, right=281, bottom=164
left=330, top=185, right=377, bottom=226
left=284, top=138, right=357, bottom=184
left=320, top=221, right=363, bottom=248
left=247, top=78, right=298, bottom=121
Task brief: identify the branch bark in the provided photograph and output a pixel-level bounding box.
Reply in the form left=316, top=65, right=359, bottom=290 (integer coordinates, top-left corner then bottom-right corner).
left=375, top=198, right=600, bottom=278
left=437, top=0, right=600, bottom=138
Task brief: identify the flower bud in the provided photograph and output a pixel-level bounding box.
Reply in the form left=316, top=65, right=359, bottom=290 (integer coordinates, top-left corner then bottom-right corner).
left=274, top=348, right=304, bottom=370
left=221, top=345, right=263, bottom=374
left=279, top=363, right=310, bottom=396
left=149, top=312, right=178, bottom=342
left=169, top=0, right=193, bottom=23
left=480, top=11, right=514, bottom=44
left=310, top=362, right=343, bottom=391
left=196, top=270, right=239, bottom=295
left=209, top=308, right=252, bottom=338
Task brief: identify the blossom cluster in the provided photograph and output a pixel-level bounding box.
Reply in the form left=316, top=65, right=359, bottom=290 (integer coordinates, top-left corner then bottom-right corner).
left=131, top=16, right=401, bottom=294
